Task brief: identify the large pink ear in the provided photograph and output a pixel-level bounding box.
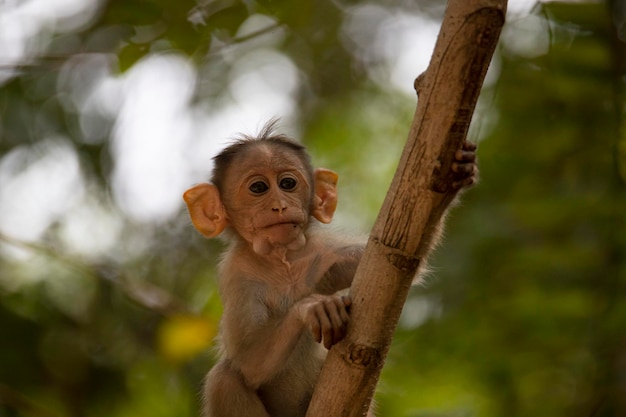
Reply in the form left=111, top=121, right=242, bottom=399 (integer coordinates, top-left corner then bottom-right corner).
left=183, top=184, right=228, bottom=238
left=312, top=168, right=338, bottom=224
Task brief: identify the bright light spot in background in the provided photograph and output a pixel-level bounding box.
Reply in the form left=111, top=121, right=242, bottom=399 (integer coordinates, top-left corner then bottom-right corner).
left=111, top=54, right=197, bottom=223
left=0, top=0, right=101, bottom=84
left=341, top=6, right=462, bottom=94
left=58, top=194, right=125, bottom=260
left=0, top=139, right=84, bottom=246
left=227, top=49, right=300, bottom=129
left=501, top=13, right=550, bottom=58
left=398, top=295, right=443, bottom=330
left=379, top=14, right=441, bottom=94
left=58, top=53, right=124, bottom=145
left=229, top=51, right=299, bottom=114
left=341, top=5, right=396, bottom=88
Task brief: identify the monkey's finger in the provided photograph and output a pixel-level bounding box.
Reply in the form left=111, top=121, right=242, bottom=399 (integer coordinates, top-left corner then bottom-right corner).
left=337, top=297, right=351, bottom=324
left=307, top=308, right=323, bottom=343
left=324, top=299, right=346, bottom=345
left=338, top=304, right=350, bottom=325
left=335, top=298, right=350, bottom=342
left=451, top=162, right=476, bottom=175
left=316, top=305, right=334, bottom=349
left=454, top=149, right=476, bottom=163
left=462, top=141, right=477, bottom=152
left=341, top=295, right=352, bottom=309
left=452, top=176, right=477, bottom=190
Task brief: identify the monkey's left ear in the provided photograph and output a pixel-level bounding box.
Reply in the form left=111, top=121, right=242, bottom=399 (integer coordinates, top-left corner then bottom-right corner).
left=183, top=184, right=228, bottom=238
left=312, top=168, right=339, bottom=224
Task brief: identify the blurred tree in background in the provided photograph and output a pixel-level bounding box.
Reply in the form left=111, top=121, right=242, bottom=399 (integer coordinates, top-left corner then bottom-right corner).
left=0, top=0, right=624, bottom=416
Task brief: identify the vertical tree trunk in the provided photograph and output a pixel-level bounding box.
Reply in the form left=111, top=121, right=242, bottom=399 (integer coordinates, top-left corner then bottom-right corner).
left=306, top=1, right=507, bottom=416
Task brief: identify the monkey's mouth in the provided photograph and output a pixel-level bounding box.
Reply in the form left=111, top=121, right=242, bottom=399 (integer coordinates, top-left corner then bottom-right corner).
left=264, top=221, right=299, bottom=229
left=259, top=221, right=304, bottom=237
left=258, top=221, right=304, bottom=246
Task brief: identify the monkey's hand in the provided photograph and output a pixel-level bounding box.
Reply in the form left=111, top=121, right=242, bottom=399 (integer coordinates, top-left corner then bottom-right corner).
left=451, top=141, right=478, bottom=189
left=295, top=294, right=351, bottom=349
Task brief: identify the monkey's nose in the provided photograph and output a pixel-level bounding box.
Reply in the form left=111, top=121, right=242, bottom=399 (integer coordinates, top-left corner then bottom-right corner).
left=272, top=206, right=287, bottom=213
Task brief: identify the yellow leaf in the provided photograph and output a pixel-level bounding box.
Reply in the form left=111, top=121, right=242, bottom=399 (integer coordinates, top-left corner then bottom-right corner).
left=157, top=314, right=217, bottom=363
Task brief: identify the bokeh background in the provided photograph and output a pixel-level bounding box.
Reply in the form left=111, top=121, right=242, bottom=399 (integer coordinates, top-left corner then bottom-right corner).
left=1, top=0, right=625, bottom=416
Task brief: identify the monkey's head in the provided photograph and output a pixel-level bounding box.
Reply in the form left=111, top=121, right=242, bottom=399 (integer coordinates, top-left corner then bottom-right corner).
left=183, top=125, right=338, bottom=255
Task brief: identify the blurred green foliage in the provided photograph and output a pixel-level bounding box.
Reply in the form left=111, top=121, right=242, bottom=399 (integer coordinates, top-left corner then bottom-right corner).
left=0, top=0, right=625, bottom=417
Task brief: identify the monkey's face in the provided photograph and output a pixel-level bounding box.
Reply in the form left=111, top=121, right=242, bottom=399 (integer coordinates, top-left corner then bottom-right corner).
left=220, top=145, right=313, bottom=255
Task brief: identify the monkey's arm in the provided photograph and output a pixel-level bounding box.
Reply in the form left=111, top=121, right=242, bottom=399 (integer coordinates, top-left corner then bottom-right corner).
left=220, top=280, right=349, bottom=389
left=315, top=244, right=365, bottom=295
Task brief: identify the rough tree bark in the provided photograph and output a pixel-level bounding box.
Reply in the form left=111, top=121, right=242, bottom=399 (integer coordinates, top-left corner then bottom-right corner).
left=305, top=1, right=507, bottom=416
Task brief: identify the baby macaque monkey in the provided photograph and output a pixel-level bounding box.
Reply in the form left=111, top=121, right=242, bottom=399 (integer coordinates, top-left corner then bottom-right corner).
left=183, top=120, right=477, bottom=417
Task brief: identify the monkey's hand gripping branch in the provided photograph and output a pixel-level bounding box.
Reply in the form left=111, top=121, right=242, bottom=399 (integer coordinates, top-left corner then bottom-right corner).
left=296, top=294, right=352, bottom=350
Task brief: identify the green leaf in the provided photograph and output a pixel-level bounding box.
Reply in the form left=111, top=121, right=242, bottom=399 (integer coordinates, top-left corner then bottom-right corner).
left=118, top=43, right=149, bottom=72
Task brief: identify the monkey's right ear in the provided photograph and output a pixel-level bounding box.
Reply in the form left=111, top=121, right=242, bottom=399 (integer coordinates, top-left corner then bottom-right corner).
left=312, top=168, right=339, bottom=224
left=183, top=184, right=228, bottom=238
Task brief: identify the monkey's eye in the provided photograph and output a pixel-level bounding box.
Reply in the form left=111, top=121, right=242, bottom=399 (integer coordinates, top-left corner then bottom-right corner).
left=279, top=177, right=297, bottom=191
left=249, top=181, right=269, bottom=194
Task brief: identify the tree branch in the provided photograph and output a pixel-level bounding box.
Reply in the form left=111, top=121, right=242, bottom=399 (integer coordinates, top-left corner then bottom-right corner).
left=306, top=1, right=507, bottom=416
left=0, top=232, right=189, bottom=316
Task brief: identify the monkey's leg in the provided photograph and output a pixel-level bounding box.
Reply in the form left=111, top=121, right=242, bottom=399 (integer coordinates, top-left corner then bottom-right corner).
left=203, top=360, right=270, bottom=417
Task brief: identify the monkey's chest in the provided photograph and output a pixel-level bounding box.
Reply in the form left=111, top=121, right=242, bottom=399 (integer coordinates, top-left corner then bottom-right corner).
left=260, top=256, right=330, bottom=308
left=262, top=279, right=316, bottom=314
